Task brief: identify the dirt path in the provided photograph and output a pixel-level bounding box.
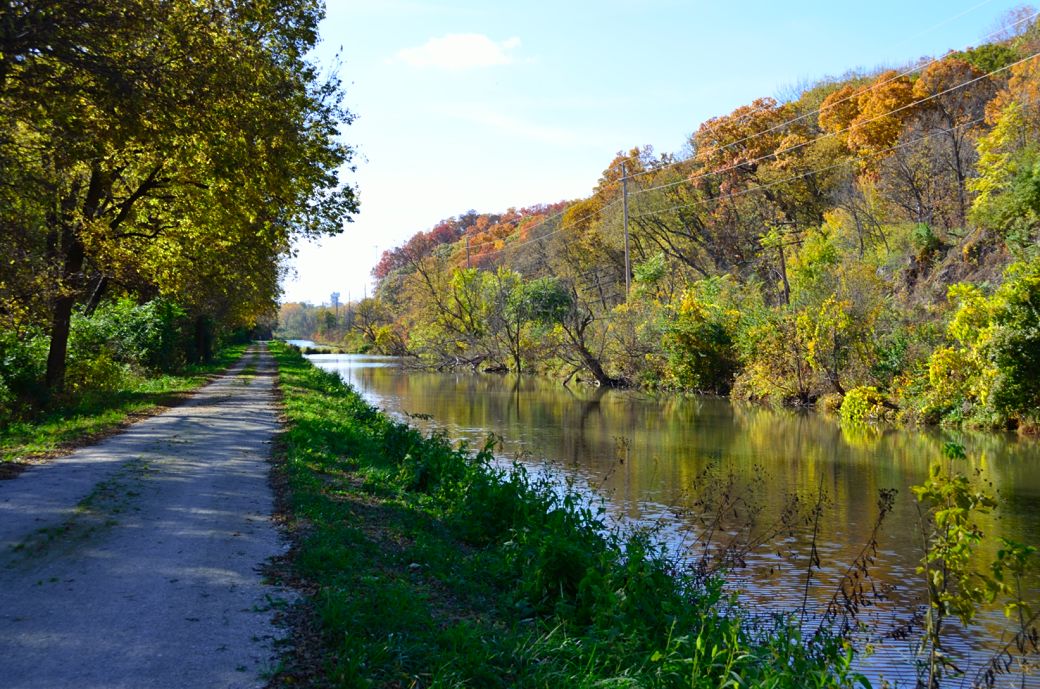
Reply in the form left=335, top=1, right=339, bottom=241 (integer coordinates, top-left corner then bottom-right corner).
left=0, top=344, right=285, bottom=689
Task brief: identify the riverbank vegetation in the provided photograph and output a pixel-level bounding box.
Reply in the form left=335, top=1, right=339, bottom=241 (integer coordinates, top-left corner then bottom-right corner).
left=0, top=1, right=356, bottom=424
left=271, top=343, right=1040, bottom=688
left=350, top=12, right=1040, bottom=431
left=268, top=341, right=871, bottom=688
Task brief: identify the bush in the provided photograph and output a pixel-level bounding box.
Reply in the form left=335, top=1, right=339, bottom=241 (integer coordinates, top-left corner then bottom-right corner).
left=911, top=222, right=942, bottom=260
left=0, top=327, right=49, bottom=420
left=64, top=351, right=129, bottom=402
left=839, top=386, right=889, bottom=424
left=985, top=260, right=1040, bottom=424
left=72, top=297, right=189, bottom=371
left=919, top=260, right=1040, bottom=427
left=662, top=281, right=739, bottom=394
left=817, top=392, right=844, bottom=415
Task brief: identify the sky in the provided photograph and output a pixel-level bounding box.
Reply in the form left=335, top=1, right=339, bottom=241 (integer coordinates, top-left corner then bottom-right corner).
left=279, top=0, right=1032, bottom=306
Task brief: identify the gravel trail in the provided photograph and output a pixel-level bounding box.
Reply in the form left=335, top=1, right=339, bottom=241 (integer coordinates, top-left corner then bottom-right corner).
left=0, top=343, right=285, bottom=689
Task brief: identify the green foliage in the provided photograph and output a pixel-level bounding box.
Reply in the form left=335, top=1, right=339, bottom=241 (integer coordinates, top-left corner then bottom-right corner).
left=991, top=537, right=1037, bottom=621
left=633, top=251, right=667, bottom=288
left=922, top=260, right=1040, bottom=427
left=0, top=328, right=49, bottom=417
left=986, top=260, right=1040, bottom=422
left=732, top=306, right=816, bottom=404
left=911, top=223, right=942, bottom=260
left=71, top=298, right=189, bottom=371
left=838, top=386, right=887, bottom=424
left=1, top=344, right=245, bottom=464
left=0, top=297, right=215, bottom=424
left=363, top=26, right=1040, bottom=433
left=661, top=278, right=739, bottom=393
left=971, top=102, right=1040, bottom=255
left=953, top=44, right=1020, bottom=74
left=520, top=276, right=573, bottom=325
left=909, top=441, right=1039, bottom=688
left=0, top=0, right=356, bottom=393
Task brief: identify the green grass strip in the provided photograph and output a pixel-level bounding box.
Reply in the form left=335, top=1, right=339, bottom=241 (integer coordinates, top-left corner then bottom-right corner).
left=0, top=344, right=247, bottom=465
left=269, top=341, right=871, bottom=689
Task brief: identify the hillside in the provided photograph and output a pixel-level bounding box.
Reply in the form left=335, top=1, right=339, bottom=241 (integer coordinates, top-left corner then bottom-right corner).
left=322, top=18, right=1040, bottom=429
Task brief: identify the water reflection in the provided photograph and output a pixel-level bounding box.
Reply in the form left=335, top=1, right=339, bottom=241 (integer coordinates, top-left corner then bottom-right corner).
left=310, top=353, right=1040, bottom=687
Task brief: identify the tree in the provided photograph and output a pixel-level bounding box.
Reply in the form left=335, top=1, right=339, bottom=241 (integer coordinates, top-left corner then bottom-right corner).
left=819, top=71, right=917, bottom=159
left=0, top=0, right=356, bottom=391
left=971, top=58, right=1040, bottom=250
left=482, top=268, right=527, bottom=372
left=909, top=57, right=996, bottom=226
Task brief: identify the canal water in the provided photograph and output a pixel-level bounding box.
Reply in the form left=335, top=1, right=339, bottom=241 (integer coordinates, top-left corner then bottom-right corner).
left=292, top=344, right=1040, bottom=687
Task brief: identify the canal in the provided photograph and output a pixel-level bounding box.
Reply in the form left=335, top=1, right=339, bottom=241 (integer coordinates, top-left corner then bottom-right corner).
left=294, top=344, right=1040, bottom=687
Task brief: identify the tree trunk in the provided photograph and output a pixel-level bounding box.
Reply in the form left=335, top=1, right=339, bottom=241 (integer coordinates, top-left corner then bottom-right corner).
left=45, top=164, right=104, bottom=394
left=83, top=275, right=109, bottom=316
left=194, top=315, right=213, bottom=363
left=44, top=231, right=85, bottom=393
left=572, top=337, right=618, bottom=387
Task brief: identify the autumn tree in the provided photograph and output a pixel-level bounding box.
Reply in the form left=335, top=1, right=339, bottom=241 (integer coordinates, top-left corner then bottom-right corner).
left=0, top=0, right=356, bottom=391
left=819, top=71, right=917, bottom=159
left=910, top=57, right=997, bottom=225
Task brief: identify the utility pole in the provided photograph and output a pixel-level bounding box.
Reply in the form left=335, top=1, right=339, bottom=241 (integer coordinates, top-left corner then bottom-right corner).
left=466, top=235, right=471, bottom=268
left=621, top=162, right=631, bottom=297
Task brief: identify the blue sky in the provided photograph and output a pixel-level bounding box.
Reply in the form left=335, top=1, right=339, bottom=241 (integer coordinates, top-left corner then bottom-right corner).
left=280, top=0, right=1030, bottom=305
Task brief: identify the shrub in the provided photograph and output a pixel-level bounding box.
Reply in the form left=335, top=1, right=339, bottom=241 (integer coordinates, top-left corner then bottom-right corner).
left=839, top=386, right=888, bottom=424
left=662, top=280, right=740, bottom=394
left=0, top=327, right=49, bottom=419
left=911, top=222, right=942, bottom=260
left=64, top=351, right=129, bottom=402
left=920, top=260, right=1040, bottom=427
left=817, top=392, right=844, bottom=415
left=72, top=297, right=189, bottom=371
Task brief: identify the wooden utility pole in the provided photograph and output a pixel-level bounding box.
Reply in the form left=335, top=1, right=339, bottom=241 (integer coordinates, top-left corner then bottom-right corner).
left=466, top=236, right=471, bottom=268
left=621, top=162, right=631, bottom=297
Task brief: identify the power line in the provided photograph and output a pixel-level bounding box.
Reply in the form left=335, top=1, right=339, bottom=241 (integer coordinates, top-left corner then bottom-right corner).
left=381, top=10, right=1040, bottom=274
left=452, top=204, right=577, bottom=254
left=479, top=198, right=624, bottom=259
left=627, top=48, right=1040, bottom=201
left=628, top=109, right=1005, bottom=222
left=484, top=96, right=1034, bottom=259
left=688, top=0, right=1008, bottom=140
left=410, top=49, right=1038, bottom=269
left=626, top=7, right=1040, bottom=184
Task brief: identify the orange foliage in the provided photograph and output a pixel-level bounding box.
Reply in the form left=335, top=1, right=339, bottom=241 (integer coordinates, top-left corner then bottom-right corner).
left=693, top=98, right=789, bottom=172
left=985, top=54, right=1040, bottom=125
left=818, top=83, right=862, bottom=140
left=913, top=57, right=993, bottom=127
left=847, top=71, right=916, bottom=157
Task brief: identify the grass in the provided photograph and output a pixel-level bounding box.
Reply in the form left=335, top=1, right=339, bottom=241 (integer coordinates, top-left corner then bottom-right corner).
left=0, top=344, right=247, bottom=467
left=267, top=341, right=870, bottom=689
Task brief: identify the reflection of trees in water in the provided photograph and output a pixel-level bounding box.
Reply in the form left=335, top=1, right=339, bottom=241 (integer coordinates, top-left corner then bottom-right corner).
left=331, top=357, right=1040, bottom=685
left=560, top=385, right=607, bottom=469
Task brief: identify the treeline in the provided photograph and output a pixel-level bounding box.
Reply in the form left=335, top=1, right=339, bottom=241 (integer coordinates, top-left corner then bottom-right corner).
left=277, top=300, right=382, bottom=352
left=365, top=12, right=1040, bottom=430
left=0, top=1, right=354, bottom=422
